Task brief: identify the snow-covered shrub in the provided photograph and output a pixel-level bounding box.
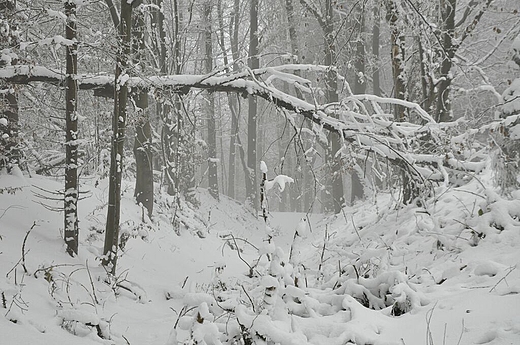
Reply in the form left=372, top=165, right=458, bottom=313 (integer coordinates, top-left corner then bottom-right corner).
left=58, top=308, right=110, bottom=340
left=466, top=189, right=520, bottom=242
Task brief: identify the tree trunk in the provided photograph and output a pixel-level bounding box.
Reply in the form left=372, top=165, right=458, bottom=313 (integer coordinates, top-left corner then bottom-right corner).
left=385, top=0, right=416, bottom=204
left=386, top=0, right=406, bottom=121
left=204, top=1, right=219, bottom=200
left=435, top=0, right=457, bottom=123
left=133, top=93, right=153, bottom=216
left=285, top=0, right=313, bottom=212
left=372, top=1, right=381, bottom=96
left=132, top=8, right=153, bottom=217
left=351, top=3, right=366, bottom=204
left=64, top=0, right=79, bottom=257
left=324, top=0, right=344, bottom=214
left=224, top=0, right=240, bottom=199
left=103, top=0, right=132, bottom=275
left=246, top=0, right=259, bottom=212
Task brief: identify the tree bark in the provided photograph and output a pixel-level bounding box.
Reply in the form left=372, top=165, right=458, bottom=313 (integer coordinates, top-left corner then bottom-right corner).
left=64, top=0, right=79, bottom=256
left=103, top=0, right=132, bottom=275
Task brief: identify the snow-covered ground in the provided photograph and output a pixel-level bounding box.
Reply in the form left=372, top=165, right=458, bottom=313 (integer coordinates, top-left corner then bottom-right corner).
left=1, top=169, right=519, bottom=345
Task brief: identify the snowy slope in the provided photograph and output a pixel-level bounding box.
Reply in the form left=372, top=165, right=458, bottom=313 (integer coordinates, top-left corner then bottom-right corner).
left=1, top=169, right=519, bottom=345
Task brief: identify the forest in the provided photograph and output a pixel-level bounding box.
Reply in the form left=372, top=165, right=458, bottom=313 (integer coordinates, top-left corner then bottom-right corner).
left=0, top=0, right=519, bottom=344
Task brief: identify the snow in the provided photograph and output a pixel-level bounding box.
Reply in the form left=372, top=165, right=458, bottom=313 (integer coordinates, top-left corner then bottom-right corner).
left=502, top=78, right=520, bottom=116
left=265, top=174, right=294, bottom=192
left=260, top=160, right=268, bottom=174
left=1, top=166, right=520, bottom=345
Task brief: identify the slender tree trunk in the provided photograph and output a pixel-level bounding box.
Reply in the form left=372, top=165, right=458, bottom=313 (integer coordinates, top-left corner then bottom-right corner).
left=372, top=1, right=381, bottom=96
left=386, top=0, right=416, bottom=204
left=324, top=0, right=344, bottom=214
left=132, top=8, right=153, bottom=216
left=246, top=0, right=259, bottom=211
left=285, top=0, right=312, bottom=211
left=435, top=0, right=456, bottom=123
left=224, top=0, right=240, bottom=199
left=386, top=0, right=406, bottom=121
left=418, top=36, right=434, bottom=113
left=154, top=0, right=175, bottom=195
left=350, top=3, right=366, bottom=204
left=103, top=0, right=132, bottom=275
left=204, top=1, right=219, bottom=200
left=64, top=0, right=79, bottom=256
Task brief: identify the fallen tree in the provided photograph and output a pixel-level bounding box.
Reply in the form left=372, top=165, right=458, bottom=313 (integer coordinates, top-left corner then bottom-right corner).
left=0, top=63, right=487, bottom=197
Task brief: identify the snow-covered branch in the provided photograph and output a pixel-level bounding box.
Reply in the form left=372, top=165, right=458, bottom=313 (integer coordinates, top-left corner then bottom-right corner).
left=0, top=64, right=486, bottom=186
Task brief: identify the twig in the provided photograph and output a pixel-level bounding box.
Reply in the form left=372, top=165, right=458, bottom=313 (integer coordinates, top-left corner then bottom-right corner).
left=229, top=234, right=255, bottom=276
left=21, top=222, right=37, bottom=274
left=181, top=276, right=189, bottom=289
left=6, top=257, right=24, bottom=279
left=241, top=285, right=255, bottom=313
left=456, top=319, right=465, bottom=345
left=489, top=265, right=516, bottom=293
left=317, top=225, right=328, bottom=277
left=351, top=216, right=362, bottom=243
left=0, top=205, right=25, bottom=219
left=425, top=303, right=437, bottom=345
left=85, top=260, right=99, bottom=305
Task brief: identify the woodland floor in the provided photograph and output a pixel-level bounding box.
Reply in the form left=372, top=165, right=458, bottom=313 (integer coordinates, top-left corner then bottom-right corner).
left=1, top=167, right=520, bottom=345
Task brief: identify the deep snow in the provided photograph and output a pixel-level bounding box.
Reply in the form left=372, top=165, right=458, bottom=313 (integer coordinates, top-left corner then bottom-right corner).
left=1, top=168, right=519, bottom=345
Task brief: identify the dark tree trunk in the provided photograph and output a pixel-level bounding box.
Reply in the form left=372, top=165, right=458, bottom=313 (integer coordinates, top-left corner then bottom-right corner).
left=64, top=0, right=79, bottom=257
left=103, top=0, right=132, bottom=275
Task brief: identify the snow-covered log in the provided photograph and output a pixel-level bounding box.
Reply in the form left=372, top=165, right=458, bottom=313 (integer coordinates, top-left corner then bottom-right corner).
left=0, top=64, right=486, bottom=189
